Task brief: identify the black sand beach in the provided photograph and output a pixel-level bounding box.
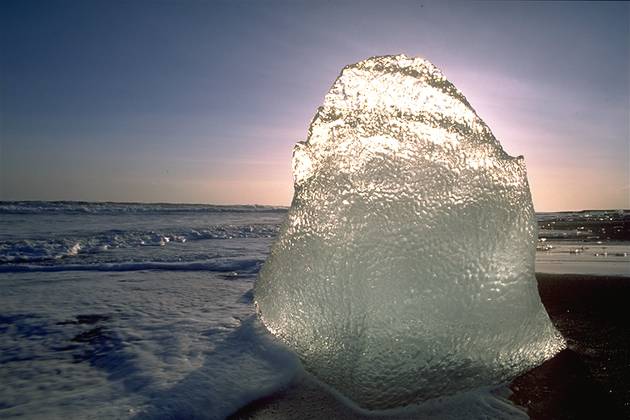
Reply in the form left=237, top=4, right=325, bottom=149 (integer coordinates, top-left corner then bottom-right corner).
left=231, top=273, right=630, bottom=419
left=510, top=274, right=629, bottom=419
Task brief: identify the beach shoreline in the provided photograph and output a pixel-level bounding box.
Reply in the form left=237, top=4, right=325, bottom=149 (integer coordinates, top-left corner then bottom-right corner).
left=231, top=273, right=630, bottom=419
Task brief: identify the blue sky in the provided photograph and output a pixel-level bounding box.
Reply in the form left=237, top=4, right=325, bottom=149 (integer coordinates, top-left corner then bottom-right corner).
left=1, top=0, right=628, bottom=210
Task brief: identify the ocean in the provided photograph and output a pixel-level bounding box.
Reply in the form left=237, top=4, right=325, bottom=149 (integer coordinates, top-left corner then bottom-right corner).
left=1, top=202, right=628, bottom=419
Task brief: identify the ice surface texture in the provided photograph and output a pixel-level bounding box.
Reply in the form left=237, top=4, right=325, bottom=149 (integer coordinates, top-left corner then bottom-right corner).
left=255, top=55, right=565, bottom=410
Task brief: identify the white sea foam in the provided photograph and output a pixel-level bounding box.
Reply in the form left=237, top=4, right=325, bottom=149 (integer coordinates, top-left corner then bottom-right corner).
left=0, top=269, right=300, bottom=420
left=0, top=225, right=279, bottom=264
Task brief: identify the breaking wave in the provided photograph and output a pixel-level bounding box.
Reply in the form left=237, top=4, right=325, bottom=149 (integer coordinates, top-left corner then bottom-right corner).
left=0, top=224, right=279, bottom=264
left=0, top=201, right=287, bottom=215
left=0, top=258, right=263, bottom=274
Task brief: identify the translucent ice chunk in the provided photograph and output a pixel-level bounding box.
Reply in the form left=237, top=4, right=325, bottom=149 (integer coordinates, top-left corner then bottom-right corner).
left=255, top=55, right=565, bottom=410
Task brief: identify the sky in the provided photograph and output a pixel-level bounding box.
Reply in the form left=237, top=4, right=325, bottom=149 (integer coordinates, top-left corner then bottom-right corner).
left=1, top=0, right=628, bottom=211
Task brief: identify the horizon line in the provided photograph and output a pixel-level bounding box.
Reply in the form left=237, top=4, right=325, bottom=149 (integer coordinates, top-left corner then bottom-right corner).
left=1, top=199, right=628, bottom=214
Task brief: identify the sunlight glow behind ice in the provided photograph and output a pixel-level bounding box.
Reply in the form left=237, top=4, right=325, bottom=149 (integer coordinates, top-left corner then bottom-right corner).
left=255, top=55, right=565, bottom=410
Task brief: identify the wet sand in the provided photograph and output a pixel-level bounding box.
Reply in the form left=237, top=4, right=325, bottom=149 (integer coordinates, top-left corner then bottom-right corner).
left=510, top=273, right=629, bottom=419
left=231, top=274, right=629, bottom=419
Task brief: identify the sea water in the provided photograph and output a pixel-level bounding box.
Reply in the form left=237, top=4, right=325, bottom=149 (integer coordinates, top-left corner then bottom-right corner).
left=0, top=202, right=627, bottom=419
left=0, top=202, right=301, bottom=419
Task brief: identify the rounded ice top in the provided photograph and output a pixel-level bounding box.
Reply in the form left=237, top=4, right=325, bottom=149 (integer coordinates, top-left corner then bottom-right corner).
left=255, top=54, right=565, bottom=410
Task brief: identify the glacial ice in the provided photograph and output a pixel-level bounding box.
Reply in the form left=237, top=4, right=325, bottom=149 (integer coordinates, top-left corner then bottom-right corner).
left=255, top=55, right=565, bottom=410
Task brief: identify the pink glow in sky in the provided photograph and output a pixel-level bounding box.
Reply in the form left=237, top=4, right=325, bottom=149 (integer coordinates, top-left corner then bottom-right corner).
left=1, top=1, right=628, bottom=211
